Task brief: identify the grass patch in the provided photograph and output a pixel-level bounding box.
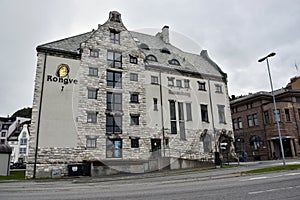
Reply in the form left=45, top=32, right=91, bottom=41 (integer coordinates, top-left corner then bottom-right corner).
left=0, top=170, right=25, bottom=181
left=241, top=164, right=300, bottom=174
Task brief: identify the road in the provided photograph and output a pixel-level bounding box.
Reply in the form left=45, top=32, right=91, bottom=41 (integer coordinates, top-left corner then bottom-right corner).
left=1, top=166, right=300, bottom=200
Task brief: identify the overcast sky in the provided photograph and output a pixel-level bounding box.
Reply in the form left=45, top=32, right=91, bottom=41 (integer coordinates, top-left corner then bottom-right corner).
left=1, top=0, right=300, bottom=117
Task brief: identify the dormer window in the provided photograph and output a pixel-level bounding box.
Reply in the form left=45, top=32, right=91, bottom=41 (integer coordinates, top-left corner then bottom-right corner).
left=169, top=59, right=180, bottom=66
left=139, top=43, right=150, bottom=50
left=146, top=55, right=157, bottom=62
left=161, top=47, right=171, bottom=54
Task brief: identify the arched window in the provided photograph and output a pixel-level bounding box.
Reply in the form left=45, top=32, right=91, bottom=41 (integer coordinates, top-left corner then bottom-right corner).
left=203, top=134, right=212, bottom=153
left=168, top=59, right=180, bottom=66
left=146, top=55, right=158, bottom=62
left=250, top=136, right=262, bottom=151
left=139, top=43, right=150, bottom=50
left=160, top=47, right=171, bottom=54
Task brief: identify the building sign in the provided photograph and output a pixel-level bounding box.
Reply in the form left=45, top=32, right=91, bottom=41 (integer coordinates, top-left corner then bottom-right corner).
left=47, top=64, right=78, bottom=85
left=168, top=89, right=191, bottom=97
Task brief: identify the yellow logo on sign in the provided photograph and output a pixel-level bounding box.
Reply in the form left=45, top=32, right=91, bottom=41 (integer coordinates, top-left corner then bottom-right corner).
left=56, top=64, right=70, bottom=78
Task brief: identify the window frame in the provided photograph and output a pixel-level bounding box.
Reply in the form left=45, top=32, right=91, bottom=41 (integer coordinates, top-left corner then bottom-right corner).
left=151, top=76, right=159, bottom=84
left=130, top=114, right=140, bottom=125
left=110, top=30, right=120, bottom=44
left=90, top=49, right=99, bottom=58
left=88, top=67, right=98, bottom=76
left=130, top=73, right=138, bottom=81
left=198, top=82, right=206, bottom=91
left=88, top=88, right=98, bottom=99
left=87, top=112, right=97, bottom=123
left=86, top=138, right=97, bottom=148
left=107, top=70, right=122, bottom=88
left=106, top=114, right=122, bottom=134
left=107, top=92, right=122, bottom=111
left=107, top=50, right=122, bottom=68
left=200, top=104, right=209, bottom=122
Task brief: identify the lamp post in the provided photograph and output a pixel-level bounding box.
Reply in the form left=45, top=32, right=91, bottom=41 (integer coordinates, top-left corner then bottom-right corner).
left=258, top=52, right=286, bottom=166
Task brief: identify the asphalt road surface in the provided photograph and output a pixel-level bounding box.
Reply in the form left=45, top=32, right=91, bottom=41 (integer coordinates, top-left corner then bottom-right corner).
left=1, top=168, right=300, bottom=200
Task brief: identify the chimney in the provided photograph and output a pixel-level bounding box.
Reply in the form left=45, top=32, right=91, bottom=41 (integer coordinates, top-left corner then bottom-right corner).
left=109, top=11, right=122, bottom=23
left=161, top=25, right=170, bottom=44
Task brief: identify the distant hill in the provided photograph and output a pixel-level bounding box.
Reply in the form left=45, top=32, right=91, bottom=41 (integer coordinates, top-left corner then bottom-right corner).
left=11, top=107, right=32, bottom=118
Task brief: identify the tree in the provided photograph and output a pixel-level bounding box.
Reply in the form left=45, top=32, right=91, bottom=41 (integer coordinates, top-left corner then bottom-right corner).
left=11, top=107, right=32, bottom=118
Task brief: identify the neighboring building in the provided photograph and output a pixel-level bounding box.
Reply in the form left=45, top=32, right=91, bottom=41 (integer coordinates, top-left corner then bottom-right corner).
left=0, top=117, right=14, bottom=145
left=230, top=76, right=300, bottom=161
left=27, top=11, right=233, bottom=178
left=7, top=119, right=31, bottom=164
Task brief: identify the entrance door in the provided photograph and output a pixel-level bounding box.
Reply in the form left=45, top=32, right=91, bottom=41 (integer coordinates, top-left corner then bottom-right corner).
left=151, top=139, right=161, bottom=158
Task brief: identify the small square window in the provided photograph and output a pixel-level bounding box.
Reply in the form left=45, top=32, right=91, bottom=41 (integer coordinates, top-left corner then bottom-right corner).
left=151, top=76, right=159, bottom=84
left=130, top=115, right=140, bottom=125
left=89, top=67, right=98, bottom=76
left=88, top=89, right=98, bottom=99
left=87, top=112, right=97, bottom=123
left=90, top=50, right=99, bottom=57
left=130, top=56, right=138, bottom=64
left=131, top=139, right=139, bottom=148
left=130, top=93, right=139, bottom=103
left=168, top=77, right=174, bottom=86
left=184, top=80, right=190, bottom=88
left=130, top=73, right=138, bottom=81
left=176, top=80, right=182, bottom=87
left=215, top=84, right=223, bottom=93
left=87, top=138, right=97, bottom=148
left=198, top=82, right=206, bottom=91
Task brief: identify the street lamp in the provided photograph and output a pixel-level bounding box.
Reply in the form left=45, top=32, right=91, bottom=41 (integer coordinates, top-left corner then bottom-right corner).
left=258, top=52, right=286, bottom=166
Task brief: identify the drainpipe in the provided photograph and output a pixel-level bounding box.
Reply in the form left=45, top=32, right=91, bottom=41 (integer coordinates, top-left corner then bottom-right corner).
left=33, top=52, right=47, bottom=179
left=208, top=79, right=216, bottom=151
left=159, top=71, right=165, bottom=157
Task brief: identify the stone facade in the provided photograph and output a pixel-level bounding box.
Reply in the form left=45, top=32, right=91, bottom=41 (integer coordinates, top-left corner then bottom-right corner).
left=27, top=11, right=232, bottom=178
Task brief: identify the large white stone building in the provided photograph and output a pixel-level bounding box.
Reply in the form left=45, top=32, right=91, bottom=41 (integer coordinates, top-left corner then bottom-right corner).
left=27, top=11, right=233, bottom=178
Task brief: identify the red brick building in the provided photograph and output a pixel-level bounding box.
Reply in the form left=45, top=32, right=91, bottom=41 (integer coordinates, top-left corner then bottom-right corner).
left=230, top=77, right=300, bottom=161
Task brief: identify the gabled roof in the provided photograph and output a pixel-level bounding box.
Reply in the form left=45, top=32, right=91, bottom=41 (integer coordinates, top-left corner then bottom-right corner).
left=36, top=27, right=226, bottom=80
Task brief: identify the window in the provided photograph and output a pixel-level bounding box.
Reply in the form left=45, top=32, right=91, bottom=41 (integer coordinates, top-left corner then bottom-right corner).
left=130, top=56, right=138, bottom=64
left=169, top=59, right=180, bottom=66
left=186, top=103, right=192, bottom=121
left=1, top=132, right=5, bottom=137
left=198, top=82, right=206, bottom=91
left=200, top=104, right=209, bottom=122
left=107, top=92, right=122, bottom=111
left=176, top=80, right=182, bottom=87
left=153, top=98, right=158, bottom=111
left=0, top=139, right=5, bottom=144
left=130, top=115, right=139, bottom=125
left=298, top=109, right=300, bottom=120
left=20, top=138, right=27, bottom=145
left=146, top=55, right=157, bottom=62
left=264, top=111, right=270, bottom=124
left=274, top=109, right=281, bottom=122
left=88, top=89, right=98, bottom=99
left=246, top=103, right=253, bottom=109
left=106, top=139, right=122, bottom=158
left=168, top=77, right=174, bottom=86
left=131, top=138, right=139, bottom=148
left=232, top=107, right=237, bottom=113
left=250, top=136, right=262, bottom=151
left=88, top=67, right=98, bottom=76
left=218, top=105, right=226, bottom=124
left=169, top=100, right=177, bottom=134
left=106, top=114, right=122, bottom=134
left=184, top=80, right=190, bottom=88
left=253, top=114, right=258, bottom=126
left=238, top=117, right=243, bottom=129
left=247, top=115, right=253, bottom=127
left=107, top=70, right=122, bottom=88
left=130, top=93, right=139, bottom=103
left=90, top=49, right=99, bottom=57
left=215, top=84, right=222, bottom=93
left=130, top=73, right=138, bottom=81
left=139, top=43, right=150, bottom=50
left=285, top=109, right=291, bottom=121
left=151, top=76, right=159, bottom=84
left=203, top=134, right=212, bottom=153
left=233, top=119, right=238, bottom=130
left=161, top=48, right=171, bottom=54
left=19, top=148, right=26, bottom=155
left=87, top=112, right=97, bottom=123
left=107, top=51, right=122, bottom=68
left=178, top=102, right=186, bottom=140
left=110, top=30, right=120, bottom=44
left=86, top=138, right=96, bottom=148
